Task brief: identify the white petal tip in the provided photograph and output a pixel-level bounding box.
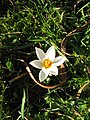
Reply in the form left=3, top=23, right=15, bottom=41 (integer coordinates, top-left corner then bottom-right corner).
left=29, top=61, right=34, bottom=66
left=39, top=70, right=48, bottom=82
left=29, top=61, right=32, bottom=65
left=29, top=60, right=42, bottom=69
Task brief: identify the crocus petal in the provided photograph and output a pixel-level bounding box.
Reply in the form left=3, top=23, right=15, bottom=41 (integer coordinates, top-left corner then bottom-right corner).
left=49, top=64, right=58, bottom=75
left=39, top=69, right=49, bottom=82
left=35, top=47, right=45, bottom=61
left=45, top=46, right=55, bottom=60
left=29, top=60, right=42, bottom=69
left=53, top=56, right=66, bottom=66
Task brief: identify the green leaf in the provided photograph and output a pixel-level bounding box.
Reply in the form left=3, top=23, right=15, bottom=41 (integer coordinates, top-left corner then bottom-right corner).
left=6, top=60, right=14, bottom=72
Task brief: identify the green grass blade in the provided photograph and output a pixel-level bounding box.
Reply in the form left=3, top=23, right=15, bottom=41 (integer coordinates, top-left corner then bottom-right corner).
left=77, top=2, right=90, bottom=14
left=21, top=89, right=26, bottom=120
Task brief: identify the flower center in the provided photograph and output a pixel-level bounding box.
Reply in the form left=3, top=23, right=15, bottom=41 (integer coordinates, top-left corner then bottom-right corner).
left=43, top=59, right=53, bottom=69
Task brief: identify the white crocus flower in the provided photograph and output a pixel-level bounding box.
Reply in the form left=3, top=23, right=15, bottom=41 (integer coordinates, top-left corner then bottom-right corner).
left=30, top=46, right=66, bottom=82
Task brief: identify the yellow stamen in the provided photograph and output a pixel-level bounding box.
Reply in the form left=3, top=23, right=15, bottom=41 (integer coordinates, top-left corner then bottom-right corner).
left=43, top=59, right=53, bottom=69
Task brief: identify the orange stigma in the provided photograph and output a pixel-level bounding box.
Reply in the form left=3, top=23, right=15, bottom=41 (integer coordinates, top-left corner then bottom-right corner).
left=43, top=59, right=53, bottom=69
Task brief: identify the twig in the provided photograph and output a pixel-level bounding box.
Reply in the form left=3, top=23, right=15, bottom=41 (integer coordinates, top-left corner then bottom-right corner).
left=61, top=21, right=90, bottom=56
left=9, top=72, right=28, bottom=84
left=18, top=59, right=67, bottom=89
left=8, top=0, right=16, bottom=10
left=51, top=112, right=74, bottom=120
left=76, top=80, right=90, bottom=98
